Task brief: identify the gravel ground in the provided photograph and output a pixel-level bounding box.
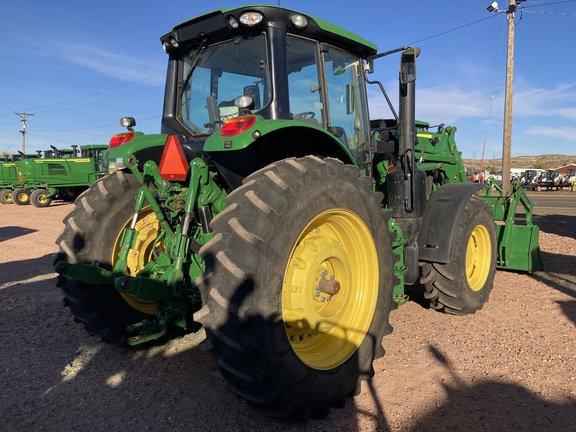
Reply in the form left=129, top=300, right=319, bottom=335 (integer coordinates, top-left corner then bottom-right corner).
left=1, top=195, right=575, bottom=432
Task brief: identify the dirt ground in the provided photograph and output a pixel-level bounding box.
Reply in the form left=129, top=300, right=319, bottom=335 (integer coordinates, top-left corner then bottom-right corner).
left=0, top=196, right=575, bottom=432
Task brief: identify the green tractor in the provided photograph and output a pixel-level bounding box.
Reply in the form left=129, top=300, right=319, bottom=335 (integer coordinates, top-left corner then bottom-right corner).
left=55, top=5, right=542, bottom=419
left=13, top=144, right=108, bottom=207
left=0, top=152, right=41, bottom=204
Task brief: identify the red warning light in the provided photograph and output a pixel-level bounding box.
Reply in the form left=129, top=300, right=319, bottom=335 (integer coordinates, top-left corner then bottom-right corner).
left=159, top=135, right=189, bottom=181
left=109, top=132, right=135, bottom=148
left=220, top=115, right=256, bottom=137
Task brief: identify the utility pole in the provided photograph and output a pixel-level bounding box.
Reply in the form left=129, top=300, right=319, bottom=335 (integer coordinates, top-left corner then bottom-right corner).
left=487, top=0, right=523, bottom=193
left=501, top=0, right=517, bottom=194
left=13, top=111, right=35, bottom=154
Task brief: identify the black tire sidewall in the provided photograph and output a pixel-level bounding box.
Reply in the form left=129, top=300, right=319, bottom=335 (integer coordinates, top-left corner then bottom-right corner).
left=30, top=189, right=51, bottom=207
left=13, top=188, right=30, bottom=205
left=57, top=171, right=153, bottom=343
left=449, top=197, right=497, bottom=309
left=205, top=158, right=395, bottom=410
left=0, top=189, right=13, bottom=204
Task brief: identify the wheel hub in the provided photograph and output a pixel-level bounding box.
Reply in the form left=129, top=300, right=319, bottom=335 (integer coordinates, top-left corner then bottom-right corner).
left=282, top=209, right=379, bottom=370
left=112, top=207, right=160, bottom=315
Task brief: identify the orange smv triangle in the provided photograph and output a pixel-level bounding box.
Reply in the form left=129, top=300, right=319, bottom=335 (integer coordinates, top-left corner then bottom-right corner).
left=159, top=135, right=189, bottom=181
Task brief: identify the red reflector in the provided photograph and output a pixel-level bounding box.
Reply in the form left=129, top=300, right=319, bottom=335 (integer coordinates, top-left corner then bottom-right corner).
left=220, top=115, right=256, bottom=137
left=109, top=132, right=135, bottom=148
left=159, top=135, right=189, bottom=181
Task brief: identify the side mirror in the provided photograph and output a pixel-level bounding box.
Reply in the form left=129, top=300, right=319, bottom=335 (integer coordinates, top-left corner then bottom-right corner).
left=400, top=48, right=420, bottom=84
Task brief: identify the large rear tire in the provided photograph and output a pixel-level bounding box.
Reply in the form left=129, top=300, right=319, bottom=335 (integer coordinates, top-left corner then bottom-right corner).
left=420, top=195, right=497, bottom=315
left=195, top=157, right=395, bottom=419
left=55, top=170, right=160, bottom=345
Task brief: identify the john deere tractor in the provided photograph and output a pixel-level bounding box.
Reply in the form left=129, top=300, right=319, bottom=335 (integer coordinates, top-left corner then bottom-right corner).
left=55, top=5, right=542, bottom=419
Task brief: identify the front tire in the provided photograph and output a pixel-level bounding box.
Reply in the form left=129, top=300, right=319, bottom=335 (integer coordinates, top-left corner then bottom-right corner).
left=55, top=170, right=159, bottom=345
left=195, top=157, right=395, bottom=419
left=420, top=195, right=497, bottom=315
left=13, top=188, right=30, bottom=205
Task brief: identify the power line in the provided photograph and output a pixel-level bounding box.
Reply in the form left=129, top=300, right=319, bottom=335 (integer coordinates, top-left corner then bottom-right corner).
left=24, top=72, right=164, bottom=112
left=405, top=0, right=576, bottom=46
left=408, top=15, right=499, bottom=45
left=521, top=0, right=576, bottom=8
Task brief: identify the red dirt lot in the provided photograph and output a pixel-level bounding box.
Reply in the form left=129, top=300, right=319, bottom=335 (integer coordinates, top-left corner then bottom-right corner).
left=0, top=199, right=574, bottom=432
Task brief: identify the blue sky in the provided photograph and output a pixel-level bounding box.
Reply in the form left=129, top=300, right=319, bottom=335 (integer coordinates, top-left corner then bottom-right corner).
left=1, top=0, right=575, bottom=160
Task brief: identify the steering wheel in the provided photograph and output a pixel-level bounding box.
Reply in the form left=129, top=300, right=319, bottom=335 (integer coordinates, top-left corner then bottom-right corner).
left=293, top=111, right=315, bottom=120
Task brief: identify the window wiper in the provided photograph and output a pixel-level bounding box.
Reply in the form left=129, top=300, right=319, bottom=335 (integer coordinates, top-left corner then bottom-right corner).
left=180, top=38, right=208, bottom=98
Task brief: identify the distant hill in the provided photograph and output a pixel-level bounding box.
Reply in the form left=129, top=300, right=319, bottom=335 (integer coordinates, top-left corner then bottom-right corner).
left=462, top=154, right=576, bottom=172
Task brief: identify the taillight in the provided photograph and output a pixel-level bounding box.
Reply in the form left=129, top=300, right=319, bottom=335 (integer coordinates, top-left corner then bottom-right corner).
left=159, top=135, right=189, bottom=181
left=109, top=132, right=135, bottom=148
left=220, top=115, right=256, bottom=137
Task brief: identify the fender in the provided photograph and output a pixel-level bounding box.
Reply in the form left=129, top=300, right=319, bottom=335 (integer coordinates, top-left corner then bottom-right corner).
left=418, top=183, right=485, bottom=264
left=204, top=116, right=356, bottom=188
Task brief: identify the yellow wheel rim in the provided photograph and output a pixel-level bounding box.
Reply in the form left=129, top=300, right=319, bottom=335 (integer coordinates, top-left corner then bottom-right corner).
left=282, top=209, right=379, bottom=370
left=466, top=224, right=491, bottom=291
left=37, top=193, right=48, bottom=204
left=112, top=207, right=160, bottom=315
left=17, top=192, right=28, bottom=203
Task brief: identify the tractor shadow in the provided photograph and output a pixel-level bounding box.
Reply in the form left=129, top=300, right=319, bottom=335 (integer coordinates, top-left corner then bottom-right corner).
left=0, top=225, right=38, bottom=243
left=533, top=213, right=575, bottom=240
left=531, top=214, right=576, bottom=301
left=405, top=346, right=576, bottom=431
left=0, top=253, right=54, bottom=285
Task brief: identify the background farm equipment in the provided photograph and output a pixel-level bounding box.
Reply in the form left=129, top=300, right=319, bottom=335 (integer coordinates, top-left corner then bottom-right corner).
left=11, top=144, right=108, bottom=207
left=0, top=152, right=40, bottom=204
left=55, top=5, right=542, bottom=420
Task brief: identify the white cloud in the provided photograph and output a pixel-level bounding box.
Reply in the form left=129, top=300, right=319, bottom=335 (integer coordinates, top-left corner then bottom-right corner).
left=368, top=80, right=576, bottom=125
left=524, top=126, right=576, bottom=143
left=367, top=84, right=489, bottom=124
left=512, top=83, right=576, bottom=120
left=35, top=39, right=165, bottom=85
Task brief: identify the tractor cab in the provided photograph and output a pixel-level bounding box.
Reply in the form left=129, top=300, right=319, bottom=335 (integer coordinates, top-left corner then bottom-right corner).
left=159, top=6, right=374, bottom=185
left=80, top=144, right=109, bottom=174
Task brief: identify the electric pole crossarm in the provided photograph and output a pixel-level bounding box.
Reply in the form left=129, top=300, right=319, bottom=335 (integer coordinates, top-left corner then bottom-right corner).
left=13, top=111, right=35, bottom=154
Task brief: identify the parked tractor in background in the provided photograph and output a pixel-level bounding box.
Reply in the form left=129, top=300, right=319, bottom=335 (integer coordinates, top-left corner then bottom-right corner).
left=0, top=152, right=41, bottom=204
left=11, top=144, right=108, bottom=207
left=54, top=5, right=542, bottom=420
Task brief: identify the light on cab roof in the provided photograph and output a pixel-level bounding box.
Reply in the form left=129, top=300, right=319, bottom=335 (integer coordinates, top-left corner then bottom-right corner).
left=239, top=12, right=263, bottom=26
left=227, top=16, right=239, bottom=29
left=290, top=14, right=308, bottom=29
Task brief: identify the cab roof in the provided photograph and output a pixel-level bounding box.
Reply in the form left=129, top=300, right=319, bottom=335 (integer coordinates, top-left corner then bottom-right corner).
left=162, top=4, right=377, bottom=58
